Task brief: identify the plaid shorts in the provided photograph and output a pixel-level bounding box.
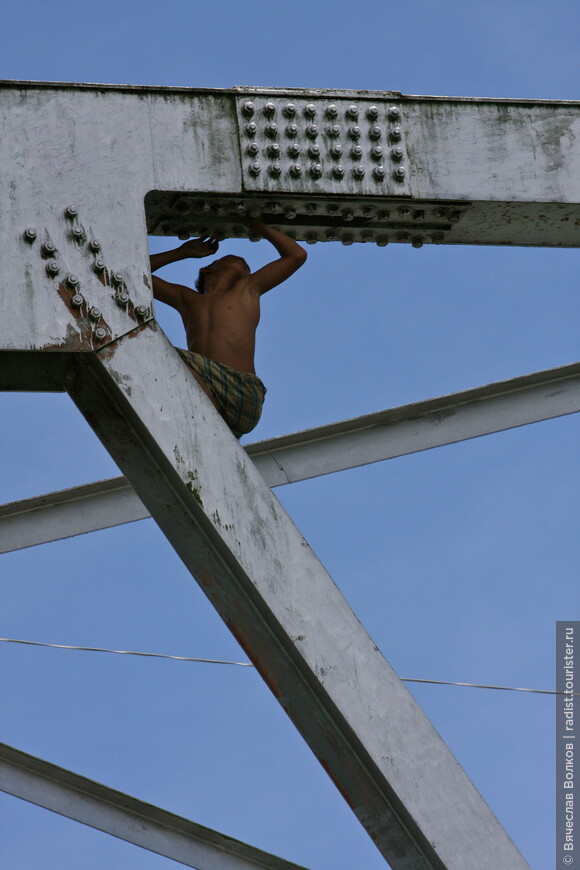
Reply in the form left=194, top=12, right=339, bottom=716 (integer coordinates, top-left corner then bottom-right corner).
left=177, top=349, right=266, bottom=439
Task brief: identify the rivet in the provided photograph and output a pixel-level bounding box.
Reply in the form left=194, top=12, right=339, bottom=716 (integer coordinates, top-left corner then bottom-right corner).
left=116, top=292, right=130, bottom=306
left=350, top=145, right=363, bottom=159
left=330, top=144, right=343, bottom=158
left=376, top=236, right=389, bottom=247
left=341, top=234, right=354, bottom=246
left=389, top=126, right=402, bottom=141
left=242, top=101, right=255, bottom=117
left=249, top=162, right=261, bottom=176
left=263, top=102, right=276, bottom=116
left=245, top=122, right=257, bottom=136
left=342, top=209, right=354, bottom=222
left=135, top=305, right=149, bottom=318
left=267, top=143, right=281, bottom=158
left=285, top=208, right=297, bottom=219
left=348, top=125, right=361, bottom=140
left=366, top=106, right=379, bottom=120
left=112, top=271, right=124, bottom=285
left=289, top=163, right=302, bottom=178
left=23, top=228, right=37, bottom=243
left=328, top=124, right=341, bottom=138
left=369, top=126, right=382, bottom=140
left=268, top=163, right=282, bottom=177
left=326, top=104, right=338, bottom=118
left=41, top=241, right=58, bottom=256
left=70, top=293, right=84, bottom=308
left=373, top=166, right=386, bottom=180
left=308, top=144, right=321, bottom=158
left=371, top=146, right=384, bottom=160
left=71, top=225, right=85, bottom=240
left=265, top=122, right=278, bottom=138
left=65, top=273, right=80, bottom=289
left=65, top=205, right=78, bottom=219
left=309, top=163, right=323, bottom=178
left=88, top=306, right=101, bottom=321
left=388, top=106, right=401, bottom=120
left=88, top=238, right=102, bottom=252
left=283, top=103, right=296, bottom=117
left=412, top=237, right=424, bottom=248
left=94, top=327, right=107, bottom=341
left=46, top=261, right=60, bottom=277
left=352, top=166, right=365, bottom=179
left=332, top=165, right=345, bottom=179
left=287, top=143, right=301, bottom=158
left=305, top=232, right=318, bottom=244
left=286, top=123, right=299, bottom=138
left=304, top=104, right=316, bottom=118
left=94, top=258, right=106, bottom=273
left=393, top=166, right=407, bottom=181
left=390, top=146, right=404, bottom=162
left=305, top=124, right=319, bottom=139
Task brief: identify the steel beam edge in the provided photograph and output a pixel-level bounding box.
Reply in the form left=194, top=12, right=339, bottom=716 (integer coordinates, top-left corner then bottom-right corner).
left=0, top=742, right=309, bottom=870
left=1, top=360, right=578, bottom=554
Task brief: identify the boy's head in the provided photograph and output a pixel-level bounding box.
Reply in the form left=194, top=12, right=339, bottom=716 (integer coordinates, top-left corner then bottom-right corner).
left=195, top=255, right=250, bottom=294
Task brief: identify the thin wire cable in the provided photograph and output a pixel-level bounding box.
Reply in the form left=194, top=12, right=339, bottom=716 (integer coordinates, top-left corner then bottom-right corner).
left=0, top=637, right=574, bottom=695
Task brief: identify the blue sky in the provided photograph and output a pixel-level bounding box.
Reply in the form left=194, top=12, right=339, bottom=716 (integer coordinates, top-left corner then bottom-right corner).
left=1, top=2, right=579, bottom=869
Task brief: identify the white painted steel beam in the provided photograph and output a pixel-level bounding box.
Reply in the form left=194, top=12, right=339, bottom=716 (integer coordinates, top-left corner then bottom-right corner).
left=59, top=322, right=529, bottom=870
left=1, top=360, right=578, bottom=554
left=0, top=743, right=308, bottom=870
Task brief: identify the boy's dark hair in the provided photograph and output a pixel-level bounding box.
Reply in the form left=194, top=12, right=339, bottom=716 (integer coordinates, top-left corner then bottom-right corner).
left=195, top=270, right=205, bottom=294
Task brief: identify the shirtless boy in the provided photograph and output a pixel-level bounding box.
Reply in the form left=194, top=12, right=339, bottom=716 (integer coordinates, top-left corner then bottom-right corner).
left=150, top=220, right=307, bottom=438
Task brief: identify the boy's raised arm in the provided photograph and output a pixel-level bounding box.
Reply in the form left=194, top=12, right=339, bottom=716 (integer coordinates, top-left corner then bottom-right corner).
left=245, top=220, right=307, bottom=295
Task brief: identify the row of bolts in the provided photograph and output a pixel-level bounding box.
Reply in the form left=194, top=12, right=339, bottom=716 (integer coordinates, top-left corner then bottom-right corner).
left=23, top=207, right=149, bottom=340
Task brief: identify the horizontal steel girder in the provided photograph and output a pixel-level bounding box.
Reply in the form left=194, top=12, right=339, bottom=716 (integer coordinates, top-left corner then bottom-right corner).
left=1, top=360, right=578, bottom=553
left=0, top=743, right=309, bottom=870
left=1, top=80, right=580, bottom=352
left=54, top=322, right=529, bottom=870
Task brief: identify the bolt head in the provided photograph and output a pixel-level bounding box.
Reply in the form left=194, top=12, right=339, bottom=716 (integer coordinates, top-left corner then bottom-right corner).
left=346, top=105, right=359, bottom=119
left=305, top=124, right=319, bottom=139
left=46, top=261, right=60, bottom=276
left=284, top=208, right=297, bottom=220
left=371, top=146, right=384, bottom=160
left=71, top=225, right=84, bottom=239
left=373, top=166, right=386, bottom=180
left=65, top=273, right=80, bottom=288
left=263, top=102, right=276, bottom=116
left=245, top=122, right=257, bottom=136
left=309, top=163, right=323, bottom=178
left=94, top=327, right=107, bottom=341
left=286, top=123, right=299, bottom=138
left=23, top=228, right=37, bottom=242
left=326, top=104, right=338, bottom=118
left=390, top=146, right=404, bottom=161
left=267, top=143, right=281, bottom=157
left=341, top=234, right=354, bottom=246
left=332, top=165, right=345, bottom=179
left=348, top=125, right=361, bottom=140
left=342, top=210, right=354, bottom=222
left=388, top=106, right=401, bottom=120
left=135, top=305, right=149, bottom=318
left=249, top=162, right=261, bottom=176
left=330, top=144, right=343, bottom=158
left=308, top=144, right=321, bottom=158
left=375, top=236, right=389, bottom=247
left=112, top=271, right=124, bottom=285
left=366, top=106, right=379, bottom=120
left=412, top=237, right=424, bottom=248
left=246, top=143, right=259, bottom=156
left=88, top=306, right=101, bottom=321
left=65, top=205, right=78, bottom=218
left=88, top=238, right=102, bottom=252
left=389, top=126, right=402, bottom=141
left=116, top=292, right=130, bottom=305
left=289, top=163, right=302, bottom=178
left=287, top=143, right=300, bottom=158
left=268, top=163, right=282, bottom=177
left=393, top=166, right=407, bottom=181
left=328, top=124, right=341, bottom=138
left=305, top=233, right=318, bottom=244
left=93, top=258, right=106, bottom=273
left=304, top=103, right=316, bottom=118
left=42, top=242, right=58, bottom=256
left=265, top=122, right=278, bottom=138
left=350, top=145, right=363, bottom=159
left=70, top=294, right=84, bottom=308
left=369, top=126, right=382, bottom=140
left=242, top=101, right=255, bottom=117
left=283, top=103, right=296, bottom=117
left=352, top=166, right=365, bottom=179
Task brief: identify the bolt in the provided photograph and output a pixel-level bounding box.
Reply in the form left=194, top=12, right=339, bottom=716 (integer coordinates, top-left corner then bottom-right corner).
left=309, top=163, right=323, bottom=178
left=71, top=225, right=85, bottom=241
left=93, top=258, right=106, bottom=273
left=245, top=122, right=257, bottom=136
left=246, top=142, right=259, bottom=157
left=249, top=207, right=261, bottom=217
left=326, top=104, right=338, bottom=118
left=268, top=163, right=282, bottom=177
left=362, top=206, right=376, bottom=217
left=388, top=106, right=401, bottom=120
left=263, top=102, right=276, bottom=116
left=393, top=166, right=407, bottom=181
left=111, top=271, right=124, bottom=285
left=389, top=126, right=402, bottom=141
left=305, top=232, right=318, bottom=244
left=308, top=144, right=321, bottom=158
left=369, top=126, right=382, bottom=140
left=330, top=144, right=343, bottom=158
left=435, top=207, right=448, bottom=218
left=350, top=145, right=363, bottom=159
left=65, top=273, right=80, bottom=289
left=41, top=241, right=58, bottom=256
left=390, top=146, right=404, bottom=161
left=289, top=163, right=302, bottom=178
left=348, top=125, right=361, bottom=140
left=287, top=143, right=300, bottom=158
left=412, top=237, right=424, bottom=248
left=341, top=234, right=354, bottom=246
left=352, top=165, right=365, bottom=179
left=328, top=124, right=341, bottom=138
left=70, top=294, right=84, bottom=308
left=88, top=238, right=102, bottom=252
left=285, top=208, right=297, bottom=220
left=65, top=205, right=78, bottom=219
left=366, top=105, right=379, bottom=120
left=375, top=236, right=389, bottom=247
left=94, top=327, right=107, bottom=341
left=304, top=103, right=316, bottom=118
left=201, top=201, right=212, bottom=212
left=23, top=228, right=37, bottom=243
left=135, top=305, right=149, bottom=318
left=371, top=145, right=384, bottom=160
left=46, top=260, right=60, bottom=276
left=342, top=209, right=354, bottom=222
left=346, top=105, right=359, bottom=119
left=412, top=209, right=425, bottom=221
left=283, top=103, right=296, bottom=117
left=373, top=166, right=386, bottom=180
left=398, top=207, right=410, bottom=216
left=265, top=122, right=278, bottom=138
left=332, top=165, right=345, bottom=179
left=267, top=143, right=280, bottom=157
left=242, top=101, right=255, bottom=117
left=88, top=306, right=101, bottom=321
left=325, top=230, right=339, bottom=241
left=305, top=124, right=319, bottom=139
left=362, top=231, right=374, bottom=242
left=249, top=162, right=261, bottom=176
left=286, top=123, right=299, bottom=138
left=116, top=291, right=130, bottom=306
